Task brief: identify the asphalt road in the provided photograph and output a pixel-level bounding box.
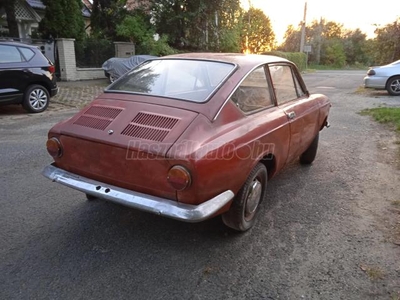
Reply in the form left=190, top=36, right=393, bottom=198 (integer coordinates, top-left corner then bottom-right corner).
left=1, top=71, right=399, bottom=300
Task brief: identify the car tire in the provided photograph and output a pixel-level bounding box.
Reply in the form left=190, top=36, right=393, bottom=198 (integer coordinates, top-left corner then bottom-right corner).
left=22, top=84, right=50, bottom=113
left=386, top=76, right=400, bottom=96
left=222, top=163, right=267, bottom=232
left=300, top=132, right=319, bottom=164
left=86, top=194, right=97, bottom=201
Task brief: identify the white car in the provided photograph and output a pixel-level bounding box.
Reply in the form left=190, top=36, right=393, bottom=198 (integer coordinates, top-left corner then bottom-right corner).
left=364, top=60, right=400, bottom=96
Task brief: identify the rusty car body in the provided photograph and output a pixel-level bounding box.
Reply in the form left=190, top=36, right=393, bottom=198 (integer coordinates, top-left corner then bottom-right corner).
left=42, top=53, right=330, bottom=231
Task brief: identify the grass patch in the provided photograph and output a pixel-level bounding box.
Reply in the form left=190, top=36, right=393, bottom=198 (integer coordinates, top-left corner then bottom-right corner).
left=354, top=86, right=369, bottom=95
left=308, top=64, right=368, bottom=70
left=360, top=107, right=400, bottom=131
left=390, top=292, right=400, bottom=300
left=392, top=200, right=400, bottom=206
left=366, top=267, right=385, bottom=280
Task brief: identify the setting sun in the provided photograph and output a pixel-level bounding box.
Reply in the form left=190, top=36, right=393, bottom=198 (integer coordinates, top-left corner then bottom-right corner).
left=241, top=0, right=400, bottom=44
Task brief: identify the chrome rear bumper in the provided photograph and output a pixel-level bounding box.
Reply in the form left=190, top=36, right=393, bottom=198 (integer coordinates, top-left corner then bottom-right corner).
left=42, top=165, right=234, bottom=222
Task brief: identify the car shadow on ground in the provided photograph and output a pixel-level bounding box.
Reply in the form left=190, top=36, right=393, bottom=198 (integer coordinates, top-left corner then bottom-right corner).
left=0, top=103, right=74, bottom=120
left=0, top=104, right=28, bottom=116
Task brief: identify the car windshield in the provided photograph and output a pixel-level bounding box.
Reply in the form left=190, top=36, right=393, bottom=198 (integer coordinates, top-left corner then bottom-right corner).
left=107, top=59, right=235, bottom=103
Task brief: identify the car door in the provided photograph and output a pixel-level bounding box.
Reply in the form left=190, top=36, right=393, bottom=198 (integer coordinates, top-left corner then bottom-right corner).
left=229, top=65, right=291, bottom=175
left=268, top=63, right=320, bottom=164
left=0, top=44, right=30, bottom=104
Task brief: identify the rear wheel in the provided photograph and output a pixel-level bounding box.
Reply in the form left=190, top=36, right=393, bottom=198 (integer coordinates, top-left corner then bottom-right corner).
left=22, top=84, right=49, bottom=113
left=386, top=76, right=400, bottom=96
left=300, top=132, right=319, bottom=164
left=222, top=163, right=267, bottom=232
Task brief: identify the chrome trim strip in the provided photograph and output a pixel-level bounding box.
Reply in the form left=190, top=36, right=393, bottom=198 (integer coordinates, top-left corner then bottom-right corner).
left=42, top=165, right=234, bottom=223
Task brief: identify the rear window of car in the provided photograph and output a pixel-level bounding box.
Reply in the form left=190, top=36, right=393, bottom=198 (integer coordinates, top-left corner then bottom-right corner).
left=18, top=47, right=35, bottom=61
left=108, top=59, right=235, bottom=103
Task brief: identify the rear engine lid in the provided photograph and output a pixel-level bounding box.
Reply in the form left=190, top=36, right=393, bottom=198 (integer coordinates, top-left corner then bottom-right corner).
left=56, top=98, right=198, bottom=156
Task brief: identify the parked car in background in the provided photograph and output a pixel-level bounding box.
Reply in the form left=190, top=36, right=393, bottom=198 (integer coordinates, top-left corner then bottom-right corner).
left=42, top=53, right=330, bottom=232
left=102, top=55, right=156, bottom=83
left=0, top=41, right=58, bottom=113
left=363, top=59, right=400, bottom=96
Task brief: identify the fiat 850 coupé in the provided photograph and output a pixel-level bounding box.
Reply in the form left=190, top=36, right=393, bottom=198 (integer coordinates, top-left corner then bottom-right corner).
left=42, top=53, right=330, bottom=231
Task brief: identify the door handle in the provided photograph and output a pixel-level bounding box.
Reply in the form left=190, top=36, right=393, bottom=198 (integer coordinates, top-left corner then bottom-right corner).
left=287, top=111, right=296, bottom=119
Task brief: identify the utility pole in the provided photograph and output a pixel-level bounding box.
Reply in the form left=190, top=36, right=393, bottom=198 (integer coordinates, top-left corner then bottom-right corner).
left=299, top=1, right=307, bottom=52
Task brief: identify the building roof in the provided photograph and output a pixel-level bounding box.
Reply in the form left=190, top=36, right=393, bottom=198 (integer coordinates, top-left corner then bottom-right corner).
left=25, top=0, right=91, bottom=17
left=26, top=0, right=46, bottom=10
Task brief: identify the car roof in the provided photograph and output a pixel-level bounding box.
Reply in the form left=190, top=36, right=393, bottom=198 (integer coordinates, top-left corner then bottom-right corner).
left=0, top=40, right=39, bottom=49
left=164, top=52, right=290, bottom=67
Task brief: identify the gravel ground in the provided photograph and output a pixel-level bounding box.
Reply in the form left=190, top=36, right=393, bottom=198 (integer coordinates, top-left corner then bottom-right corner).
left=0, top=71, right=399, bottom=300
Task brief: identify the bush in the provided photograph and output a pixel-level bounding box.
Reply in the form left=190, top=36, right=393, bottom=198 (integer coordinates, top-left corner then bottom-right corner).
left=137, top=35, right=178, bottom=56
left=262, top=51, right=307, bottom=71
left=75, top=37, right=114, bottom=68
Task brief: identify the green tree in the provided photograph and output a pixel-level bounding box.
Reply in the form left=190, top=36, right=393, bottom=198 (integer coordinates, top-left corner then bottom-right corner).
left=1, top=0, right=19, bottom=37
left=372, top=18, right=400, bottom=65
left=342, top=29, right=368, bottom=65
left=321, top=39, right=346, bottom=67
left=280, top=25, right=301, bottom=52
left=241, top=7, right=275, bottom=53
left=39, top=0, right=85, bottom=40
left=91, top=0, right=127, bottom=39
left=150, top=0, right=242, bottom=51
left=116, top=10, right=154, bottom=44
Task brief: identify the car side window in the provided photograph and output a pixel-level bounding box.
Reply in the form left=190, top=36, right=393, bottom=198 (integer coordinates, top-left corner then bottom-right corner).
left=231, top=66, right=273, bottom=113
left=18, top=47, right=35, bottom=61
left=269, top=64, right=300, bottom=104
left=0, top=45, right=25, bottom=63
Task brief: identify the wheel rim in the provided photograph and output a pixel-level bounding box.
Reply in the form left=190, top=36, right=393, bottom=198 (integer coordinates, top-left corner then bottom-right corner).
left=390, top=79, right=400, bottom=93
left=110, top=75, right=115, bottom=83
left=29, top=88, right=48, bottom=110
left=245, top=179, right=262, bottom=220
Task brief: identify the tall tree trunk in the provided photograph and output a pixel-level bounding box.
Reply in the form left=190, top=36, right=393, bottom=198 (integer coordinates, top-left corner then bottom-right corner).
left=4, top=0, right=20, bottom=37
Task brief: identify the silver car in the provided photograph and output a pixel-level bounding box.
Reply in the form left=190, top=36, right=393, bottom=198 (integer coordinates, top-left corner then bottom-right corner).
left=364, top=60, right=400, bottom=96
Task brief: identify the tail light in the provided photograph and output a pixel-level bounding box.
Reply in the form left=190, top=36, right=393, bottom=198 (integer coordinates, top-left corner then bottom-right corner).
left=48, top=65, right=56, bottom=74
left=167, top=165, right=191, bottom=191
left=367, top=69, right=376, bottom=76
left=46, top=137, right=63, bottom=158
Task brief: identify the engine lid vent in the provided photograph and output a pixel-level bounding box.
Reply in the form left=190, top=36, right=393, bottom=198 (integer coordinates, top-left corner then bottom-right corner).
left=73, top=106, right=123, bottom=130
left=121, top=112, right=180, bottom=142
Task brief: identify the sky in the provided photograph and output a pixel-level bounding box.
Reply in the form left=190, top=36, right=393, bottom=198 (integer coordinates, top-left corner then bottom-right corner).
left=241, top=0, right=400, bottom=44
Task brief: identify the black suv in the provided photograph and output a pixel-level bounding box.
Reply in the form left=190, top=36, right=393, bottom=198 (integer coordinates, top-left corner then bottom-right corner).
left=0, top=41, right=58, bottom=113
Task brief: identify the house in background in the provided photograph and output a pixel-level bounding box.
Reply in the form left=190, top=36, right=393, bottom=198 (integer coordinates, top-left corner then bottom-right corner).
left=0, top=0, right=92, bottom=39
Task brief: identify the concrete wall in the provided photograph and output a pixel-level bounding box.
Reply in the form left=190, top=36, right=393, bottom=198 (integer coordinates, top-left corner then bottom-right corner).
left=114, top=42, right=135, bottom=58
left=76, top=68, right=105, bottom=80
left=57, top=38, right=77, bottom=81
left=56, top=39, right=134, bottom=81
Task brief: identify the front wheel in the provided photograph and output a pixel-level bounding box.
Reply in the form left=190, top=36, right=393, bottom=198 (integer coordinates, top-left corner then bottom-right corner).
left=386, top=76, right=400, bottom=96
left=22, top=84, right=50, bottom=113
left=222, top=163, right=267, bottom=232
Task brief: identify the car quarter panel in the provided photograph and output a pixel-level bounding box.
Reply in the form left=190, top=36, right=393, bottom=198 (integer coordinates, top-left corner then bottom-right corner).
left=167, top=101, right=290, bottom=206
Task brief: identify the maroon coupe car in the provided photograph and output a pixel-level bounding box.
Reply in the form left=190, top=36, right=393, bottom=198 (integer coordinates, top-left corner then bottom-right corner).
left=42, top=53, right=330, bottom=231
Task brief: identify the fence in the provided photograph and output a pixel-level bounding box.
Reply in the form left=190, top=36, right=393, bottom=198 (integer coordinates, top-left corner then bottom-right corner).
left=75, top=38, right=114, bottom=68
left=56, top=38, right=135, bottom=81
